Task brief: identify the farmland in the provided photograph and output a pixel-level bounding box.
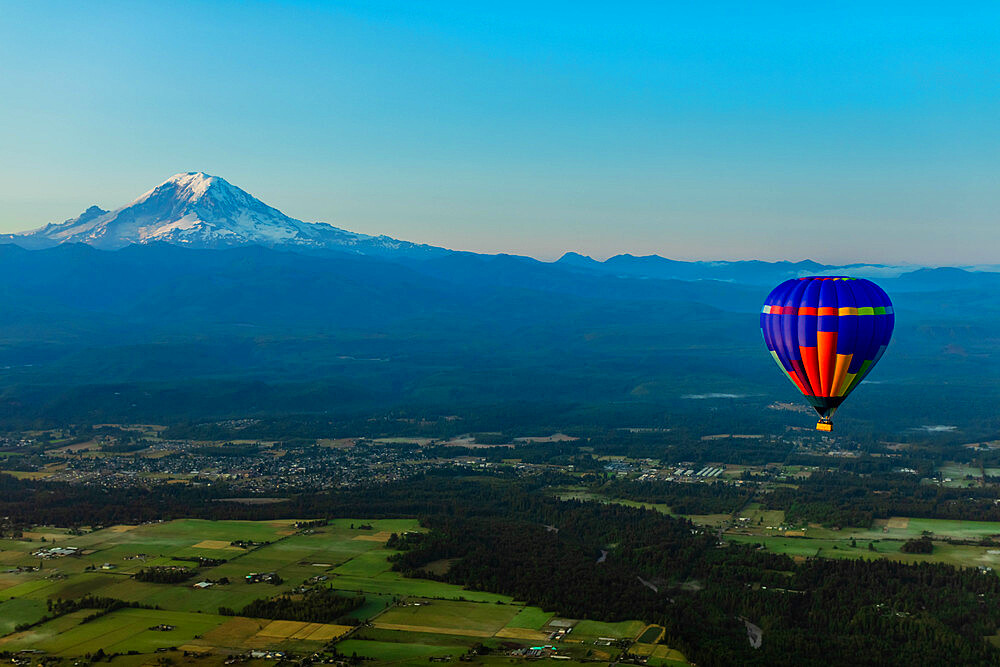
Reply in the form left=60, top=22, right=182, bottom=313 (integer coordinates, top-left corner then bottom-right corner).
left=0, top=518, right=684, bottom=665
left=724, top=515, right=1000, bottom=569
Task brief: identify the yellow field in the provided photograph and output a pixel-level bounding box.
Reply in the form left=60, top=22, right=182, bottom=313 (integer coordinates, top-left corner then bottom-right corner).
left=108, top=525, right=139, bottom=533
left=253, top=619, right=353, bottom=642
left=651, top=645, right=688, bottom=662
left=46, top=440, right=98, bottom=454
left=200, top=617, right=267, bottom=647
left=886, top=517, right=910, bottom=529
left=494, top=627, right=549, bottom=641
left=306, top=624, right=354, bottom=641
left=352, top=531, right=393, bottom=542
left=256, top=620, right=307, bottom=638
left=191, top=540, right=243, bottom=550
left=177, top=644, right=212, bottom=654
left=0, top=471, right=52, bottom=480
left=633, top=643, right=688, bottom=663
left=22, top=531, right=69, bottom=541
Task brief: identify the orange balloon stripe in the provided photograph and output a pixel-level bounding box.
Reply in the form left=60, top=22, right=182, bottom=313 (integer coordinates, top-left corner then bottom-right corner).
left=831, top=353, right=853, bottom=397
left=816, top=331, right=838, bottom=397
left=798, top=345, right=823, bottom=396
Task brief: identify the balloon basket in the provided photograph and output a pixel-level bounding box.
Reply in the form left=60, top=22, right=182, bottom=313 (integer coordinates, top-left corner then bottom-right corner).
left=815, top=419, right=833, bottom=432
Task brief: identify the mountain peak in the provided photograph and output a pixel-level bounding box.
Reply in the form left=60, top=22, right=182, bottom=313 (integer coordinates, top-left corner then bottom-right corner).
left=163, top=171, right=222, bottom=197
left=2, top=172, right=449, bottom=258
left=556, top=251, right=601, bottom=268
left=135, top=172, right=241, bottom=208
left=81, top=204, right=108, bottom=217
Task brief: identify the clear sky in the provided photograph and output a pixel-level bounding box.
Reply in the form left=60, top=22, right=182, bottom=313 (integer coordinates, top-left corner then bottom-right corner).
left=1, top=1, right=998, bottom=264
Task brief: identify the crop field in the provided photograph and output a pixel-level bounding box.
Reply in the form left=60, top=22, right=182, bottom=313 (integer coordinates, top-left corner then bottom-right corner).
left=727, top=520, right=1000, bottom=569
left=737, top=503, right=786, bottom=528
left=637, top=624, right=665, bottom=644
left=376, top=599, right=520, bottom=636
left=729, top=534, right=928, bottom=561
left=632, top=643, right=690, bottom=666
left=0, top=608, right=227, bottom=655
left=683, top=513, right=732, bottom=527
left=938, top=463, right=983, bottom=483
left=337, top=638, right=466, bottom=662
left=505, top=605, right=553, bottom=629
left=555, top=490, right=672, bottom=515
left=802, top=517, right=1000, bottom=542
left=329, top=570, right=513, bottom=601
left=882, top=517, right=1000, bottom=540
left=353, top=627, right=490, bottom=648
left=0, top=518, right=663, bottom=664
left=0, top=598, right=47, bottom=634
left=571, top=619, right=646, bottom=640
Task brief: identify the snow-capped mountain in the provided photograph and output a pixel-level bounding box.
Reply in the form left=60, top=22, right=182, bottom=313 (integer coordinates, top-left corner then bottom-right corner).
left=2, top=172, right=449, bottom=256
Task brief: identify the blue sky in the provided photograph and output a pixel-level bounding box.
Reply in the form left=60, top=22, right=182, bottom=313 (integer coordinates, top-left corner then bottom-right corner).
left=1, top=1, right=998, bottom=263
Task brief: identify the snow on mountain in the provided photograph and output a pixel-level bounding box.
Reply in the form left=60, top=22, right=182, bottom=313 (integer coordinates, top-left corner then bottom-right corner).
left=2, top=172, right=449, bottom=256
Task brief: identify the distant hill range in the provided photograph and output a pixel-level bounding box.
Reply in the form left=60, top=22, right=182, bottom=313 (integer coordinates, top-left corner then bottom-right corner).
left=0, top=173, right=997, bottom=430
left=4, top=171, right=996, bottom=284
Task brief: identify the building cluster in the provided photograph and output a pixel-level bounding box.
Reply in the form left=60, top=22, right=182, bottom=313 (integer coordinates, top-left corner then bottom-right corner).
left=29, top=439, right=497, bottom=491
left=31, top=545, right=80, bottom=559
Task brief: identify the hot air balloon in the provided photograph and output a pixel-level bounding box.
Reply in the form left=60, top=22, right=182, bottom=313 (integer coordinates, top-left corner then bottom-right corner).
left=760, top=276, right=893, bottom=431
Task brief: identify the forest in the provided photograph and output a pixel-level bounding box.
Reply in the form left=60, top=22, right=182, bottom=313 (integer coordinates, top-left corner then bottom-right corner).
left=132, top=566, right=196, bottom=584
left=219, top=587, right=365, bottom=624
left=764, top=471, right=1000, bottom=526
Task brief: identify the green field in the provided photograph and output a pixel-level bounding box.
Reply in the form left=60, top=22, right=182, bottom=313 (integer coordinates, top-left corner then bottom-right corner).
left=378, top=599, right=520, bottom=634
left=727, top=525, right=1000, bottom=569
left=553, top=489, right=737, bottom=528
left=330, top=570, right=513, bottom=601
left=726, top=534, right=887, bottom=559
left=333, top=550, right=397, bottom=576
left=556, top=490, right=672, bottom=515
left=505, top=605, right=553, bottom=629
left=684, top=513, right=732, bottom=527
left=804, top=517, right=1000, bottom=542
left=0, top=608, right=226, bottom=655
left=0, top=598, right=47, bottom=634
left=337, top=638, right=466, bottom=661
left=737, top=503, right=786, bottom=529
left=354, top=627, right=490, bottom=648
left=571, top=619, right=645, bottom=640
left=637, top=624, right=664, bottom=643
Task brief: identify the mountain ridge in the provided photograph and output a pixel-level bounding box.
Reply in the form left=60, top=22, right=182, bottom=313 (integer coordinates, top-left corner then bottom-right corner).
left=4, top=172, right=998, bottom=285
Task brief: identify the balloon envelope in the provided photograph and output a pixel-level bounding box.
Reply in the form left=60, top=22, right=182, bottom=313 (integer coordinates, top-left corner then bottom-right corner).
left=760, top=276, right=893, bottom=421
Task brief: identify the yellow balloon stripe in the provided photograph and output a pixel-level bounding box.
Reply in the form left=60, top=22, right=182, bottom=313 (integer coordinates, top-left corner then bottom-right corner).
left=831, top=353, right=853, bottom=396
left=843, top=360, right=872, bottom=396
